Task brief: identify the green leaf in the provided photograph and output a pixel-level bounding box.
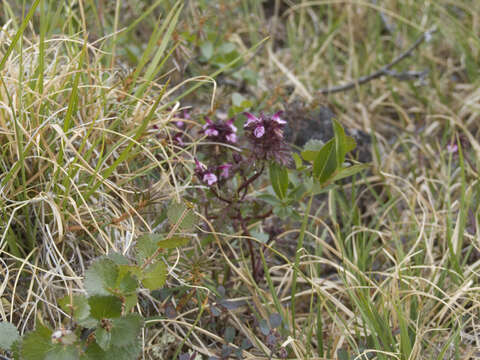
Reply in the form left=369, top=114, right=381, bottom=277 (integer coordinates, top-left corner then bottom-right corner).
left=200, top=41, right=214, bottom=60
left=301, top=139, right=325, bottom=161
left=110, top=314, right=143, bottom=348
left=157, top=236, right=189, bottom=249
left=106, top=253, right=130, bottom=265
left=123, top=294, right=138, bottom=313
left=288, top=183, right=307, bottom=202
left=84, top=258, right=119, bottom=296
left=232, top=92, right=245, bottom=107
left=250, top=231, right=269, bottom=244
left=135, top=234, right=159, bottom=265
left=81, top=341, right=140, bottom=360
left=115, top=269, right=138, bottom=295
left=82, top=341, right=106, bottom=359
left=21, top=322, right=52, bottom=360
left=95, top=327, right=112, bottom=351
left=141, top=262, right=167, bottom=290
left=218, top=42, right=236, bottom=54
left=167, top=201, right=196, bottom=231
left=333, top=119, right=347, bottom=167
left=0, top=322, right=20, bottom=350
left=292, top=152, right=303, bottom=169
left=256, top=193, right=282, bottom=207
left=45, top=345, right=80, bottom=360
left=313, top=139, right=337, bottom=183
left=269, top=162, right=289, bottom=200
left=59, top=295, right=96, bottom=328
left=136, top=234, right=189, bottom=266
left=224, top=326, right=236, bottom=343
left=331, top=164, right=368, bottom=181
left=88, top=296, right=123, bottom=320
left=345, top=135, right=356, bottom=153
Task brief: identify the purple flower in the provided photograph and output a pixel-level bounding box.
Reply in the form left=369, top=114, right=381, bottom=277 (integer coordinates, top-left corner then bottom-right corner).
left=195, top=158, right=207, bottom=173
left=244, top=112, right=260, bottom=127
left=203, top=117, right=219, bottom=136
left=194, top=159, right=219, bottom=186
left=226, top=133, right=237, bottom=143
left=201, top=116, right=237, bottom=143
left=253, top=125, right=265, bottom=138
left=447, top=142, right=458, bottom=154
left=173, top=132, right=184, bottom=146
left=272, top=111, right=286, bottom=124
left=218, top=163, right=233, bottom=178
left=203, top=172, right=218, bottom=185
left=243, top=111, right=291, bottom=165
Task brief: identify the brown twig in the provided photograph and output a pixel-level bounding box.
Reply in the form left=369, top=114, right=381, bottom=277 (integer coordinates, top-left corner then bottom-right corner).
left=318, top=27, right=436, bottom=95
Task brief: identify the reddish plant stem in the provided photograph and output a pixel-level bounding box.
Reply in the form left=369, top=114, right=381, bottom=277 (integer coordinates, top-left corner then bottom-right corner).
left=237, top=165, right=265, bottom=200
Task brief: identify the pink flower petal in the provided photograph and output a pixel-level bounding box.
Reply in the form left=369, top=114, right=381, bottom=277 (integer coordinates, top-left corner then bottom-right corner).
left=243, top=112, right=260, bottom=127
left=272, top=111, right=286, bottom=124
left=174, top=133, right=184, bottom=145
left=195, top=159, right=206, bottom=171
left=205, top=128, right=219, bottom=136
left=447, top=143, right=458, bottom=154
left=218, top=163, right=232, bottom=178
left=226, top=118, right=237, bottom=132
left=254, top=125, right=265, bottom=138
left=226, top=133, right=237, bottom=143
left=203, top=172, right=218, bottom=186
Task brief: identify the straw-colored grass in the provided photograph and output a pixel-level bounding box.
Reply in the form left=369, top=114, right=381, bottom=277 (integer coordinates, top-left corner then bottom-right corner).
left=1, top=0, right=479, bottom=359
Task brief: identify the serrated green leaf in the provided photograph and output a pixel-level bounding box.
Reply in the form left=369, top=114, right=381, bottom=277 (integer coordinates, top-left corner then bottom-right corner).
left=106, top=253, right=129, bottom=265
left=269, top=162, right=289, bottom=200
left=331, top=164, right=368, bottom=181
left=88, top=296, right=122, bottom=320
left=141, top=262, right=166, bottom=290
left=21, top=322, right=52, bottom=360
left=301, top=139, right=325, bottom=161
left=45, top=344, right=80, bottom=360
left=81, top=341, right=105, bottom=360
left=81, top=341, right=140, bottom=360
left=110, top=314, right=143, bottom=348
left=123, top=294, right=138, bottom=313
left=0, top=322, right=20, bottom=350
left=313, top=139, right=337, bottom=184
left=59, top=295, right=96, bottom=328
left=135, top=234, right=159, bottom=265
left=115, top=268, right=138, bottom=295
left=95, top=327, right=112, bottom=351
left=167, top=201, right=196, bottom=231
left=84, top=258, right=119, bottom=296
left=107, top=340, right=142, bottom=360
left=157, top=235, right=189, bottom=249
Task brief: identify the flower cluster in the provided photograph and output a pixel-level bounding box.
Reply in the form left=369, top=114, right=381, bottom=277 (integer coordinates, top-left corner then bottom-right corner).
left=202, top=117, right=237, bottom=143
left=195, top=159, right=233, bottom=186
left=243, top=111, right=290, bottom=165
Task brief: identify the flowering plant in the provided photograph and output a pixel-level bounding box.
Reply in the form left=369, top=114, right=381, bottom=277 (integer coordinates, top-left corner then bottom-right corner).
left=183, top=110, right=364, bottom=282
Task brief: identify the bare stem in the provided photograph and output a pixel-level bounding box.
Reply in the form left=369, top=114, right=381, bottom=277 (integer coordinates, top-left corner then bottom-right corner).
left=318, top=27, right=436, bottom=94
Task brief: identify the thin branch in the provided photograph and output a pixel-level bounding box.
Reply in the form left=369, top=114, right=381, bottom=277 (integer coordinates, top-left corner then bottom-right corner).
left=318, top=27, right=436, bottom=95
